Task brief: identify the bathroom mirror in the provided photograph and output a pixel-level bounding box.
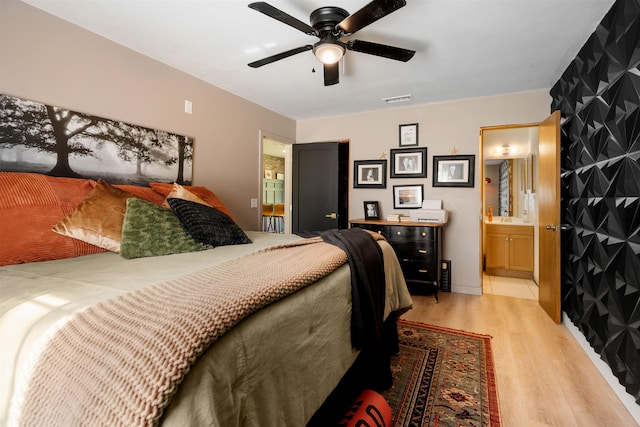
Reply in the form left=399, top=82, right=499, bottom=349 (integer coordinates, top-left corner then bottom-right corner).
left=484, top=156, right=534, bottom=219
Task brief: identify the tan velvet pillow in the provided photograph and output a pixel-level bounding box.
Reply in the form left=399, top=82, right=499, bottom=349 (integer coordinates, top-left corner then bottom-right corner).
left=150, top=182, right=234, bottom=219
left=53, top=180, right=136, bottom=252
left=161, top=183, right=210, bottom=208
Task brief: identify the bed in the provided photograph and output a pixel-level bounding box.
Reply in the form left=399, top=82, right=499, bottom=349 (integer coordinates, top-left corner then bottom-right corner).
left=0, top=172, right=412, bottom=426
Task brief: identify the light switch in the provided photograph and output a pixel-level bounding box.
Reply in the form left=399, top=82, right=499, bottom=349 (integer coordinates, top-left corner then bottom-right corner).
left=250, top=198, right=258, bottom=208
left=184, top=100, right=192, bottom=114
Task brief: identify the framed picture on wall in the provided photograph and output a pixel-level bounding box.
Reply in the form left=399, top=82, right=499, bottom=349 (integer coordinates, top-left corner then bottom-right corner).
left=393, top=184, right=423, bottom=209
left=364, top=201, right=380, bottom=220
left=354, top=159, right=387, bottom=188
left=390, top=147, right=427, bottom=178
left=433, top=155, right=475, bottom=187
left=399, top=123, right=418, bottom=146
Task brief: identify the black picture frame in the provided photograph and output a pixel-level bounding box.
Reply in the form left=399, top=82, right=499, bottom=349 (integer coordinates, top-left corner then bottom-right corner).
left=399, top=123, right=418, bottom=146
left=390, top=147, right=427, bottom=178
left=354, top=159, right=387, bottom=188
left=393, top=184, right=424, bottom=209
left=363, top=201, right=380, bottom=220
left=433, top=155, right=476, bottom=187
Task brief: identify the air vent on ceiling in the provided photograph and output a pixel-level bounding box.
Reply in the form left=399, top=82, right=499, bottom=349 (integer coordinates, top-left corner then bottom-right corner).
left=383, top=94, right=412, bottom=104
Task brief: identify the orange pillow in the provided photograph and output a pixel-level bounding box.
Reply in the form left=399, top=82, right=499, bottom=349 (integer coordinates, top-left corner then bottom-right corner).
left=0, top=172, right=104, bottom=266
left=53, top=180, right=137, bottom=252
left=150, top=182, right=234, bottom=219
left=113, top=184, right=166, bottom=206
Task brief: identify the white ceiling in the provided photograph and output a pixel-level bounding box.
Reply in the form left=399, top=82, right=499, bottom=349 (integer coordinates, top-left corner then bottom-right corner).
left=21, top=0, right=615, bottom=120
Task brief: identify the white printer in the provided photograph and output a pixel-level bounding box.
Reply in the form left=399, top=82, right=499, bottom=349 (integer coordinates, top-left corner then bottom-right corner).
left=409, top=199, right=449, bottom=224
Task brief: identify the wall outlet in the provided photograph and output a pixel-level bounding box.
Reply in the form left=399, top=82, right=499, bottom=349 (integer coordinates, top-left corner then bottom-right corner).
left=250, top=198, right=258, bottom=208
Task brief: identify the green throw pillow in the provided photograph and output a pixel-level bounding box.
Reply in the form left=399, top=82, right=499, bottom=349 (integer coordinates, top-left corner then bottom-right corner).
left=120, top=197, right=211, bottom=259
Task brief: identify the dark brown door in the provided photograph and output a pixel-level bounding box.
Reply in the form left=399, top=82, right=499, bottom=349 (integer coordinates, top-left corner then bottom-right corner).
left=292, top=142, right=348, bottom=233
left=538, top=111, right=562, bottom=323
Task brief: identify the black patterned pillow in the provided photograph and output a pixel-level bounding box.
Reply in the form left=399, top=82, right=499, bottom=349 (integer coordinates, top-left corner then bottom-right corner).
left=167, top=198, right=252, bottom=246
left=120, top=198, right=211, bottom=259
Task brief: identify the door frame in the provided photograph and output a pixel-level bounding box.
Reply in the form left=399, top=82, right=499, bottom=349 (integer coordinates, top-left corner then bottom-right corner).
left=479, top=115, right=562, bottom=323
left=479, top=122, right=541, bottom=286
left=259, top=130, right=294, bottom=234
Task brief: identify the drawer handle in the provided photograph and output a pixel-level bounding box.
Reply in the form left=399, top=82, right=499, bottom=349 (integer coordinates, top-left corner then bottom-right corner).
left=421, top=232, right=426, bottom=236
left=377, top=230, right=382, bottom=234
left=418, top=249, right=427, bottom=254
left=396, top=231, right=401, bottom=235
left=419, top=269, right=428, bottom=273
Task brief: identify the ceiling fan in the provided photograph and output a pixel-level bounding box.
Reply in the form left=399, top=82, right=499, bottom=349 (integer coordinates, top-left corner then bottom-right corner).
left=247, top=0, right=416, bottom=86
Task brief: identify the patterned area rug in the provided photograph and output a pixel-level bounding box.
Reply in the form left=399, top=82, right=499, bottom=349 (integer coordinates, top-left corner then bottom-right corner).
left=383, top=320, right=501, bottom=426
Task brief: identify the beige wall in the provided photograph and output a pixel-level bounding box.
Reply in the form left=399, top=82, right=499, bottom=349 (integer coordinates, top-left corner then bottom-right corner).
left=2, top=0, right=553, bottom=292
left=297, top=90, right=551, bottom=294
left=0, top=0, right=296, bottom=230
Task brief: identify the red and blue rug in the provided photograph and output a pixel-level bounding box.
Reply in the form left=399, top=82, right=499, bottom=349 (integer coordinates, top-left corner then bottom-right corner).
left=383, top=320, right=501, bottom=426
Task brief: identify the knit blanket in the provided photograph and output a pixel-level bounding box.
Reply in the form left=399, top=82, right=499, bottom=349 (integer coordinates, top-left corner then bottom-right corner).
left=18, top=237, right=347, bottom=427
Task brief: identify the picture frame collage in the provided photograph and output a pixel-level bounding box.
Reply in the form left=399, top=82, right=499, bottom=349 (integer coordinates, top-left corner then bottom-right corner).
left=353, top=122, right=475, bottom=218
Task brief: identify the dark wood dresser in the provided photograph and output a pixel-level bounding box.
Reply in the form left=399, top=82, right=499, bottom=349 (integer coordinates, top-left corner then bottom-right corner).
left=350, top=219, right=444, bottom=301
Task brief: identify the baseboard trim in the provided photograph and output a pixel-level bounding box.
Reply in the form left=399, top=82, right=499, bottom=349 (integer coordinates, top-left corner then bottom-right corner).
left=450, top=284, right=482, bottom=296
left=563, top=312, right=640, bottom=424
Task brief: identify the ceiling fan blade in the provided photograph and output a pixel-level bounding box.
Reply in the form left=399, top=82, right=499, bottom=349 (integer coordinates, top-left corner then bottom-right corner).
left=346, top=39, right=415, bottom=62
left=248, top=2, right=317, bottom=36
left=324, top=63, right=339, bottom=86
left=337, top=0, right=406, bottom=35
left=248, top=45, right=313, bottom=68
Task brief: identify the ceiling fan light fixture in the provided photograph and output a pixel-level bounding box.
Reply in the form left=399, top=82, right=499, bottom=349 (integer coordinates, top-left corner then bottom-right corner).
left=314, top=41, right=345, bottom=64
left=248, top=2, right=415, bottom=85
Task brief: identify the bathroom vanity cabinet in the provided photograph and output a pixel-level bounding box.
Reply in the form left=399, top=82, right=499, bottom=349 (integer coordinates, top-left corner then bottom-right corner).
left=485, top=223, right=534, bottom=279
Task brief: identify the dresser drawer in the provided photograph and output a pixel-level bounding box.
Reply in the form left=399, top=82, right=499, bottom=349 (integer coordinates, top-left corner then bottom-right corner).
left=400, top=260, right=436, bottom=282
left=385, top=226, right=435, bottom=244
left=352, top=223, right=383, bottom=235
left=392, top=243, right=435, bottom=263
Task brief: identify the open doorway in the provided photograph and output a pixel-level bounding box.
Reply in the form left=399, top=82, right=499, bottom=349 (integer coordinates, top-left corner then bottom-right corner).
left=480, top=124, right=539, bottom=300
left=260, top=133, right=292, bottom=234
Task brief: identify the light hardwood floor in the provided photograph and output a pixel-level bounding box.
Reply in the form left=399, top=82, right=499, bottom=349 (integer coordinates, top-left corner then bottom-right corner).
left=400, top=287, right=639, bottom=426
left=483, top=274, right=538, bottom=300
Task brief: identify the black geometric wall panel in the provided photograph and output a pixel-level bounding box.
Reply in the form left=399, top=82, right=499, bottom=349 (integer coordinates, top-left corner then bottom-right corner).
left=550, top=0, right=640, bottom=404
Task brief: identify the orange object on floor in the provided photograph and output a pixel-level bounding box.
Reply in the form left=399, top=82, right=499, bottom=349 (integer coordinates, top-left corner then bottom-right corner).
left=337, top=389, right=392, bottom=427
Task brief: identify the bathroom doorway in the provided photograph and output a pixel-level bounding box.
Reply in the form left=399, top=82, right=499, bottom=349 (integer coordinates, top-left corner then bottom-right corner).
left=480, top=114, right=563, bottom=323
left=480, top=124, right=539, bottom=292
left=260, top=132, right=292, bottom=233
